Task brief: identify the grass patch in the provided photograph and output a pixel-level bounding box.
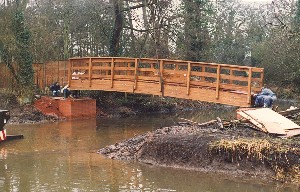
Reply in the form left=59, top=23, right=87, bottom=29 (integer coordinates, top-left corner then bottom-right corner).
left=209, top=138, right=300, bottom=183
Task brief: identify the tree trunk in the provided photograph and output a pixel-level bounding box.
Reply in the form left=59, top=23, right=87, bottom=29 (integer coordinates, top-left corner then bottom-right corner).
left=109, top=0, right=124, bottom=56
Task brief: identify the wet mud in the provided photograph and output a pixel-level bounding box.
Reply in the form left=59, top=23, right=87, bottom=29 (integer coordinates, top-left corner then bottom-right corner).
left=98, top=122, right=300, bottom=184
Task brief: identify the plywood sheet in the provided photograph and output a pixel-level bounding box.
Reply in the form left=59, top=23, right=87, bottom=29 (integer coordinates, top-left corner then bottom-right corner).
left=238, top=108, right=300, bottom=137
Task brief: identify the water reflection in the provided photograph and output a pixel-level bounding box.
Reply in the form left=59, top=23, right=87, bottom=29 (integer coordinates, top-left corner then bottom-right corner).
left=0, top=109, right=299, bottom=191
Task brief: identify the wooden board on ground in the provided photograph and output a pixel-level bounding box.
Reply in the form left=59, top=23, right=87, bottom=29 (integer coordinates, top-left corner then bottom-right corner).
left=237, top=108, right=300, bottom=137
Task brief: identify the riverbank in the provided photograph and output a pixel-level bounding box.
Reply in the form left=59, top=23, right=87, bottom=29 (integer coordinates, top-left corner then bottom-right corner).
left=0, top=92, right=58, bottom=124
left=1, top=91, right=300, bottom=184
left=0, top=91, right=216, bottom=124
left=98, top=121, right=300, bottom=184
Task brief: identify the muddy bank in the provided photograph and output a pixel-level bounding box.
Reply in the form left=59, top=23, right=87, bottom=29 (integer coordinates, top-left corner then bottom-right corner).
left=92, top=91, right=218, bottom=118
left=98, top=122, right=300, bottom=184
left=0, top=93, right=58, bottom=124
left=0, top=91, right=218, bottom=124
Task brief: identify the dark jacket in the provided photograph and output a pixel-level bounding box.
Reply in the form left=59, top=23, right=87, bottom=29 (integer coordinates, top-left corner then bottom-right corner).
left=50, top=83, right=60, bottom=92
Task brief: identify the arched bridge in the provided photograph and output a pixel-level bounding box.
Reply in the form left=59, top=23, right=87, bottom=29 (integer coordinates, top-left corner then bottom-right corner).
left=68, top=57, right=264, bottom=107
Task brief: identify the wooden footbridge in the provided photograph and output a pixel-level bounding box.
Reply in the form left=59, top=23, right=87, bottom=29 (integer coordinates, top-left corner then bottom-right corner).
left=68, top=57, right=264, bottom=107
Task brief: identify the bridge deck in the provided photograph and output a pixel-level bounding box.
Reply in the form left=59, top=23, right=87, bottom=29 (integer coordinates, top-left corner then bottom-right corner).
left=68, top=57, right=264, bottom=107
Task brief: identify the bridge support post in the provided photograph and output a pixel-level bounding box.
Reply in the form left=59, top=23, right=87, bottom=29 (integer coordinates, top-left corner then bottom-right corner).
left=216, top=65, right=221, bottom=99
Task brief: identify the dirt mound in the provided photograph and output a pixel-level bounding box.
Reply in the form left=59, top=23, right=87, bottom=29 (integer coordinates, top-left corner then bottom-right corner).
left=0, top=93, right=59, bottom=124
left=98, top=122, right=300, bottom=183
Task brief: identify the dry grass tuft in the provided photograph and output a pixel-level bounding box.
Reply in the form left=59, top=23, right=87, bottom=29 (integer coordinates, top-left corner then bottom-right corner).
left=209, top=138, right=300, bottom=183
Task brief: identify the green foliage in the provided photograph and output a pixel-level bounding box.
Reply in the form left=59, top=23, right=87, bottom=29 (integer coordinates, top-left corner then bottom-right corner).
left=295, top=0, right=300, bottom=28
left=0, top=1, right=34, bottom=103
left=181, top=0, right=213, bottom=61
left=1, top=0, right=300, bottom=97
left=13, top=11, right=34, bottom=89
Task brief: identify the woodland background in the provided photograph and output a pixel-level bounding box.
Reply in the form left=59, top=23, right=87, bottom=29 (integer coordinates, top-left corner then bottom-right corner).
left=0, top=0, right=300, bottom=100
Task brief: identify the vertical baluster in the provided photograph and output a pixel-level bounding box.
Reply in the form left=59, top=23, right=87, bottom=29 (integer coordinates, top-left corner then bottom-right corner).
left=68, top=59, right=72, bottom=86
left=159, top=60, right=164, bottom=95
left=247, top=68, right=253, bottom=104
left=134, top=58, right=138, bottom=91
left=187, top=62, right=191, bottom=95
left=89, top=58, right=92, bottom=87
left=216, top=65, right=221, bottom=99
left=111, top=58, right=114, bottom=88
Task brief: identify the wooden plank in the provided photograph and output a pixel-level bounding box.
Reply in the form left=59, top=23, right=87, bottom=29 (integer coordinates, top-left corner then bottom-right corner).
left=91, top=74, right=110, bottom=79
left=251, top=77, right=263, bottom=82
left=137, top=76, right=160, bottom=81
left=72, top=66, right=89, bottom=70
left=163, top=69, right=187, bottom=75
left=278, top=107, right=300, bottom=116
left=113, top=58, right=135, bottom=63
left=114, top=67, right=135, bottom=71
left=237, top=110, right=268, bottom=133
left=138, top=68, right=158, bottom=72
left=219, top=84, right=248, bottom=92
left=285, top=129, right=300, bottom=137
left=91, top=58, right=113, bottom=63
left=191, top=71, right=217, bottom=78
left=92, top=66, right=111, bottom=70
left=190, top=80, right=216, bottom=89
left=163, top=85, right=250, bottom=107
left=220, top=74, right=248, bottom=82
left=238, top=108, right=300, bottom=136
left=163, top=60, right=188, bottom=65
left=114, top=75, right=135, bottom=81
left=251, top=68, right=264, bottom=73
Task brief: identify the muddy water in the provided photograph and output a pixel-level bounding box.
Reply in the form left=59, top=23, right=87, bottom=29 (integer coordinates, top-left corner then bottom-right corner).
left=1, top=107, right=299, bottom=191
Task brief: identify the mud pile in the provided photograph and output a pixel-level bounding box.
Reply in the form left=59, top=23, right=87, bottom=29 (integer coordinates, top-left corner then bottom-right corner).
left=0, top=93, right=58, bottom=124
left=98, top=122, right=300, bottom=183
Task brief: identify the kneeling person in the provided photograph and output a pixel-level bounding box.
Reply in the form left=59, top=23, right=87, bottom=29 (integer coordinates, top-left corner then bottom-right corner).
left=254, top=87, right=277, bottom=108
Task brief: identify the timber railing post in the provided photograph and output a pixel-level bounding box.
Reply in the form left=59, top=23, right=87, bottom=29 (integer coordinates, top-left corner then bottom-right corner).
left=89, top=58, right=92, bottom=87
left=247, top=68, right=253, bottom=104
left=216, top=65, right=221, bottom=99
left=134, top=58, right=138, bottom=91
left=111, top=58, right=115, bottom=88
left=68, top=59, right=72, bottom=86
left=187, top=62, right=191, bottom=95
left=229, top=69, right=233, bottom=84
left=261, top=68, right=264, bottom=88
left=159, top=60, right=164, bottom=96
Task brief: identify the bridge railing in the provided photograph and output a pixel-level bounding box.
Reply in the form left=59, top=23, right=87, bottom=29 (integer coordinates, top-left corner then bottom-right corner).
left=68, top=57, right=264, bottom=107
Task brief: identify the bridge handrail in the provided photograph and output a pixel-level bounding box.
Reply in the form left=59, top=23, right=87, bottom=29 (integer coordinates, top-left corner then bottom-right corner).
left=68, top=57, right=264, bottom=106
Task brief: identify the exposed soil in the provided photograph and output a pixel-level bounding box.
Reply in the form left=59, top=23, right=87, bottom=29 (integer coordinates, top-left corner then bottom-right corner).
left=0, top=91, right=214, bottom=124
left=92, top=91, right=217, bottom=118
left=98, top=121, right=300, bottom=184
left=0, top=93, right=59, bottom=124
